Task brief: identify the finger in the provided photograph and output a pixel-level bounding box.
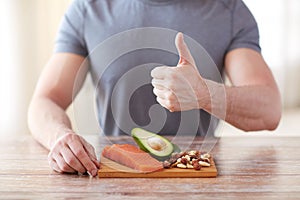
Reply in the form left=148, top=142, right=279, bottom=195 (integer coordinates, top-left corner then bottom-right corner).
left=53, top=153, right=77, bottom=173
left=153, top=88, right=164, bottom=99
left=85, top=150, right=100, bottom=168
left=157, top=96, right=180, bottom=112
left=156, top=97, right=167, bottom=108
left=68, top=140, right=99, bottom=176
left=48, top=158, right=62, bottom=173
left=80, top=138, right=100, bottom=168
left=175, top=32, right=196, bottom=66
left=151, top=66, right=169, bottom=79
left=156, top=97, right=175, bottom=112
left=153, top=88, right=173, bottom=100
left=60, top=146, right=86, bottom=173
left=92, top=159, right=100, bottom=169
left=151, top=79, right=167, bottom=90
left=79, top=137, right=97, bottom=160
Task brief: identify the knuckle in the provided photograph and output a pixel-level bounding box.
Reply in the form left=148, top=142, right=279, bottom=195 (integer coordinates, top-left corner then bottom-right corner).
left=48, top=150, right=58, bottom=160
left=169, top=105, right=175, bottom=111
left=153, top=88, right=158, bottom=96
left=150, top=69, right=157, bottom=77
left=166, top=100, right=178, bottom=112
left=61, top=165, right=69, bottom=172
left=55, top=134, right=73, bottom=147
left=63, top=132, right=73, bottom=140
left=86, top=143, right=95, bottom=151
left=169, top=106, right=177, bottom=112
left=165, top=91, right=175, bottom=101
left=156, top=96, right=161, bottom=104
left=165, top=100, right=173, bottom=108
left=48, top=157, right=54, bottom=165
left=66, top=156, right=77, bottom=166
left=64, top=132, right=77, bottom=141
left=151, top=78, right=156, bottom=85
left=56, top=140, right=65, bottom=147
left=47, top=152, right=53, bottom=159
left=74, top=149, right=85, bottom=158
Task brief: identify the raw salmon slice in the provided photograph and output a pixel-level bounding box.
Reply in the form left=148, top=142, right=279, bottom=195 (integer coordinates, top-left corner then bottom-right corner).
left=101, top=144, right=163, bottom=173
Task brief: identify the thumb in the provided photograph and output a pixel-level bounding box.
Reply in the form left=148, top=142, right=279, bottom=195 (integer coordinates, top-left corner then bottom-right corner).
left=175, top=32, right=196, bottom=67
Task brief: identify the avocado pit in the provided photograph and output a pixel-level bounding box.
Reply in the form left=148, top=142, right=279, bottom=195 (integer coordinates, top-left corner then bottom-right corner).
left=147, top=137, right=167, bottom=151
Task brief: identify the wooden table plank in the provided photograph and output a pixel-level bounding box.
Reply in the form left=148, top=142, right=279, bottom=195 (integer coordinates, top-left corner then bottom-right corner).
left=1, top=174, right=300, bottom=192
left=1, top=133, right=300, bottom=199
left=1, top=192, right=300, bottom=200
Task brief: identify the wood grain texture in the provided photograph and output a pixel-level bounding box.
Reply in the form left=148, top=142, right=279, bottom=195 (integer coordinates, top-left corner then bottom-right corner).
left=98, top=157, right=217, bottom=178
left=1, top=133, right=300, bottom=199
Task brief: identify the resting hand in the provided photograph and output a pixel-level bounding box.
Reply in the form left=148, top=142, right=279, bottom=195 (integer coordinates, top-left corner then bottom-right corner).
left=151, top=32, right=210, bottom=112
left=48, top=132, right=100, bottom=176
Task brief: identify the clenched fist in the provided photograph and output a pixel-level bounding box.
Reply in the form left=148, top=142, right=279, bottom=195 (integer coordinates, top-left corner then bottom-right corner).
left=151, top=32, right=210, bottom=112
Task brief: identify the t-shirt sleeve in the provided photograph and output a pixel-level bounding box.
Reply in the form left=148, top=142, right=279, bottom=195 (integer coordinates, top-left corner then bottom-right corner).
left=54, top=0, right=88, bottom=57
left=227, top=0, right=261, bottom=53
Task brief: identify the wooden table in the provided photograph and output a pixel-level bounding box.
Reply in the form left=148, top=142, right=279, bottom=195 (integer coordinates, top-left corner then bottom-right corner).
left=1, top=133, right=300, bottom=199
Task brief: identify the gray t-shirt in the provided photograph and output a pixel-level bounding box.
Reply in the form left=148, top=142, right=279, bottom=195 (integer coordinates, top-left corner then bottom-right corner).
left=55, top=0, right=260, bottom=136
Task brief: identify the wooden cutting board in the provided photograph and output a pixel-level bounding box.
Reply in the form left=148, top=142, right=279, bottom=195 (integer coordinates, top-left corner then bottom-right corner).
left=98, top=157, right=217, bottom=178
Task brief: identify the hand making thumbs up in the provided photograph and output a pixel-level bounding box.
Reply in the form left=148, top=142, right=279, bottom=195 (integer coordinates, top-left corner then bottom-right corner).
left=151, top=32, right=210, bottom=112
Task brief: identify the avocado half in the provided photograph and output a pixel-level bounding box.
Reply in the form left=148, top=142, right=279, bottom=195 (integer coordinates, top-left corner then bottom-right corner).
left=131, top=128, right=180, bottom=161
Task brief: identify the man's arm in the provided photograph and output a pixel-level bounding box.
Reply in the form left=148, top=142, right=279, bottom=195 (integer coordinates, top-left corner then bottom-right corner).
left=28, top=53, right=99, bottom=176
left=222, top=48, right=281, bottom=131
left=151, top=33, right=281, bottom=132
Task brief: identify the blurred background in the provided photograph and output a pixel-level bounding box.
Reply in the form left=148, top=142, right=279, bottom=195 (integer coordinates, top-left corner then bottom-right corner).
left=0, top=0, right=299, bottom=136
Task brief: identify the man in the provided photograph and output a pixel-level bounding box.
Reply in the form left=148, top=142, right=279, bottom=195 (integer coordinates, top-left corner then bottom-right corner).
left=28, top=0, right=281, bottom=177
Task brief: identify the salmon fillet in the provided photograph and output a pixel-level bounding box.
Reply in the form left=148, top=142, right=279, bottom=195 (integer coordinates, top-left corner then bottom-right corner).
left=101, top=144, right=163, bottom=173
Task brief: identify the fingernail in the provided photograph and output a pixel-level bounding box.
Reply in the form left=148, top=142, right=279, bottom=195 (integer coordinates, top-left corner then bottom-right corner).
left=91, top=169, right=98, bottom=177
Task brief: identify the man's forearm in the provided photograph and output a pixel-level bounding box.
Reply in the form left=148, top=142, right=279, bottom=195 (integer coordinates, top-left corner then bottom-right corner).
left=28, top=97, right=73, bottom=150
left=202, top=80, right=282, bottom=131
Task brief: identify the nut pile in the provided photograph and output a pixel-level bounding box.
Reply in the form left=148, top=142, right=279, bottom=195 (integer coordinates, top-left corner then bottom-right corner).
left=163, top=150, right=211, bottom=170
